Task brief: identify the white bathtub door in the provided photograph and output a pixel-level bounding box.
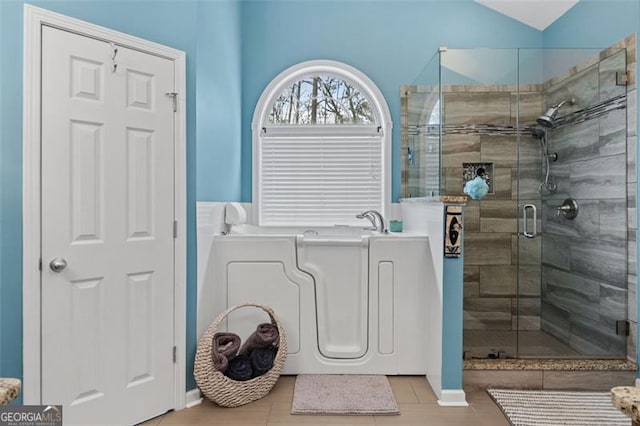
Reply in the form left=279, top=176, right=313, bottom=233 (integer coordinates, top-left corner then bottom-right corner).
left=40, top=25, right=175, bottom=425
left=297, top=236, right=369, bottom=359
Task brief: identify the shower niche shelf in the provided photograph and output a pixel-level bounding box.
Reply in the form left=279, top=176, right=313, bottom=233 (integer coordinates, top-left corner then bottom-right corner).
left=462, top=162, right=494, bottom=195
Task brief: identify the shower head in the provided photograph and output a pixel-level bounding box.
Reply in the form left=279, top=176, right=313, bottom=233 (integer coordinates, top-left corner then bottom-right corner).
left=536, top=113, right=555, bottom=128
left=536, top=98, right=575, bottom=128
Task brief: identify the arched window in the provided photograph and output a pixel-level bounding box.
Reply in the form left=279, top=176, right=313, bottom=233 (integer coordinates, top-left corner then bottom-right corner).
left=252, top=60, right=392, bottom=226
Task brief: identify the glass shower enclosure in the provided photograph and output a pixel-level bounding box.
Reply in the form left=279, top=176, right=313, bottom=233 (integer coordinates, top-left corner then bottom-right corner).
left=402, top=44, right=633, bottom=359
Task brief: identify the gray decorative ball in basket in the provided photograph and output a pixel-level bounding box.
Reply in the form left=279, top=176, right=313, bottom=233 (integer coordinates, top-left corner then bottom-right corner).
left=194, top=303, right=287, bottom=407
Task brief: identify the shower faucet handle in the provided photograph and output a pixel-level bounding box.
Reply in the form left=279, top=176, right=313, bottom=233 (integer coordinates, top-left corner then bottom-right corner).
left=557, top=198, right=578, bottom=219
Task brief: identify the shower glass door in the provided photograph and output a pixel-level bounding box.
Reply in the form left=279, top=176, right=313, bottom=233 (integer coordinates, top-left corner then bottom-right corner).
left=439, top=48, right=521, bottom=359
left=515, top=48, right=545, bottom=358
left=516, top=47, right=629, bottom=359
left=406, top=43, right=632, bottom=360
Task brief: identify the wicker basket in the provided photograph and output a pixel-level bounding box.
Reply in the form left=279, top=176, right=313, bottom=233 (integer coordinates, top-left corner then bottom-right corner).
left=194, top=303, right=287, bottom=407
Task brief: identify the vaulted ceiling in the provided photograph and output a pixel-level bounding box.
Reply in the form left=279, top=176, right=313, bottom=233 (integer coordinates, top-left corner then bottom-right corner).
left=474, top=0, right=580, bottom=31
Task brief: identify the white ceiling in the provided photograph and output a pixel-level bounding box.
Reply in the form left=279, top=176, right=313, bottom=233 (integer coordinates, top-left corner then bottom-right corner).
left=474, top=0, right=580, bottom=31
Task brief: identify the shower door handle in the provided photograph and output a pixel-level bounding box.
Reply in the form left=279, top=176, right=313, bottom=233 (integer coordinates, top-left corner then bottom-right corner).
left=523, top=204, right=537, bottom=238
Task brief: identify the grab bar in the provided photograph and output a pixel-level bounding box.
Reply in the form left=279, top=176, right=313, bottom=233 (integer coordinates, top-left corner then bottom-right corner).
left=296, top=234, right=368, bottom=248
left=523, top=204, right=537, bottom=239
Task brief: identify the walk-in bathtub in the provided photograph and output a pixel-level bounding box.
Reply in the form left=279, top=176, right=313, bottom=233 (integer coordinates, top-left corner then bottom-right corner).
left=198, top=222, right=442, bottom=375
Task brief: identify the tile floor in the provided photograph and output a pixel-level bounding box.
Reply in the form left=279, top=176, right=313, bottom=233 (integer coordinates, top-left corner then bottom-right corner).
left=464, top=330, right=581, bottom=358
left=139, top=376, right=509, bottom=426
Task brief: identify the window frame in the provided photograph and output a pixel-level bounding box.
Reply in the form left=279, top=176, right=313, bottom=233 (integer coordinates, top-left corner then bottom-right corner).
left=252, top=60, right=392, bottom=226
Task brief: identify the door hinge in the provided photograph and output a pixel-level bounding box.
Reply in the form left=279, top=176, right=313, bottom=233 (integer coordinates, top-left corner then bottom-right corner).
left=38, top=258, right=42, bottom=271
left=173, top=346, right=177, bottom=363
left=165, top=92, right=178, bottom=112
left=616, top=320, right=630, bottom=336
left=616, top=71, right=629, bottom=86
left=173, top=220, right=178, bottom=238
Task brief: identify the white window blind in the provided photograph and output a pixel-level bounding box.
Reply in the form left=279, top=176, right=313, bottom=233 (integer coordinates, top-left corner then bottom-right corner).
left=259, top=126, right=384, bottom=226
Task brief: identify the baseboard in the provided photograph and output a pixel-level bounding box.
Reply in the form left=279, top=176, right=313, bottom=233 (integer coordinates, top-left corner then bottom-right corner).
left=437, top=389, right=468, bottom=406
left=426, top=373, right=442, bottom=400
left=185, top=389, right=202, bottom=408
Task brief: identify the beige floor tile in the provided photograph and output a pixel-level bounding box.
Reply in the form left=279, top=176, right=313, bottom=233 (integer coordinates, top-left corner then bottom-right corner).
left=268, top=402, right=376, bottom=424
left=464, top=390, right=494, bottom=404
left=139, top=377, right=512, bottom=426
left=406, top=376, right=439, bottom=404
left=372, top=404, right=429, bottom=425
left=469, top=398, right=505, bottom=416
left=475, top=413, right=511, bottom=426
left=268, top=423, right=373, bottom=426
left=137, top=415, right=163, bottom=425
left=158, top=399, right=270, bottom=425
left=374, top=404, right=479, bottom=426
left=386, top=377, right=419, bottom=404
left=160, top=420, right=266, bottom=426
left=261, top=375, right=295, bottom=403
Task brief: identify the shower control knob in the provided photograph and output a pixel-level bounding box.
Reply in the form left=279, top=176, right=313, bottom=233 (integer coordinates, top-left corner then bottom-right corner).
left=557, top=198, right=578, bottom=220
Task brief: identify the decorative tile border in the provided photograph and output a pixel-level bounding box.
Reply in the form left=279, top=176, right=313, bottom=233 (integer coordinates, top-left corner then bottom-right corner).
left=553, top=93, right=627, bottom=129
left=407, top=94, right=627, bottom=137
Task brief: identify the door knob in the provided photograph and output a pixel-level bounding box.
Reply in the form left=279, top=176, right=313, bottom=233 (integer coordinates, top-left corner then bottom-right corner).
left=49, top=258, right=67, bottom=272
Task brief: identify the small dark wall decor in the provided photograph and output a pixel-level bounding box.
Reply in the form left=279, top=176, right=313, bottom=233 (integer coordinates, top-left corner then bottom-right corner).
left=445, top=205, right=463, bottom=258
left=462, top=162, right=494, bottom=194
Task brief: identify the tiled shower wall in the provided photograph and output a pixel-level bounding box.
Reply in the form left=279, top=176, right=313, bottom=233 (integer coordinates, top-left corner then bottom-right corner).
left=627, top=34, right=638, bottom=363
left=541, top=35, right=637, bottom=358
left=440, top=86, right=544, bottom=334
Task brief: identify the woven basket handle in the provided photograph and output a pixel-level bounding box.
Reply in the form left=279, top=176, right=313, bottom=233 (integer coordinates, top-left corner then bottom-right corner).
left=210, top=303, right=278, bottom=332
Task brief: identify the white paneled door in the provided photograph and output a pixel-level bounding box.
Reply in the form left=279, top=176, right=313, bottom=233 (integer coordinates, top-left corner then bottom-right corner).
left=41, top=25, right=175, bottom=425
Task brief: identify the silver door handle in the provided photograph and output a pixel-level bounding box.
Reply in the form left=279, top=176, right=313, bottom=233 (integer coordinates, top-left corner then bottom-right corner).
left=523, top=204, right=537, bottom=239
left=49, top=258, right=67, bottom=272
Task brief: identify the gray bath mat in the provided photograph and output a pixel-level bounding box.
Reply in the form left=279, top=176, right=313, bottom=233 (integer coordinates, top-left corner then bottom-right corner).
left=488, top=388, right=630, bottom=425
left=291, top=374, right=400, bottom=415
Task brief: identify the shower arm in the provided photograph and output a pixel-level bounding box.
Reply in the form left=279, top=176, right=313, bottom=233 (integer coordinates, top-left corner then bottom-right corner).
left=554, top=99, right=572, bottom=109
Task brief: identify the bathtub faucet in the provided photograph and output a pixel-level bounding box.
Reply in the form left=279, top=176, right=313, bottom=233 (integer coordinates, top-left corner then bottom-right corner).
left=356, top=210, right=387, bottom=234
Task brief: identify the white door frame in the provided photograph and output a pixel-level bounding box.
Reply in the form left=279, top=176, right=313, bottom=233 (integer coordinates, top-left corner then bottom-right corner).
left=22, top=4, right=187, bottom=409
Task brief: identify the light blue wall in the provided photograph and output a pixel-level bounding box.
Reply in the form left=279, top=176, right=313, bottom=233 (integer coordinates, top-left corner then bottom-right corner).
left=0, top=0, right=9, bottom=392
left=0, top=0, right=25, bottom=398
left=0, top=0, right=199, bottom=395
left=0, top=0, right=3, bottom=372
left=543, top=0, right=640, bottom=376
left=238, top=0, right=543, bottom=203
left=442, top=239, right=465, bottom=390
left=196, top=1, right=242, bottom=202
left=543, top=0, right=639, bottom=48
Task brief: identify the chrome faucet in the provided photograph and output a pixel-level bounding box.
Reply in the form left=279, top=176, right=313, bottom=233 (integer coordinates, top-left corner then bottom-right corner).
left=356, top=210, right=387, bottom=234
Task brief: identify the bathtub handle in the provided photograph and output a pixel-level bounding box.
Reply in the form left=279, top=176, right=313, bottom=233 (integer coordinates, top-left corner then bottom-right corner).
left=299, top=237, right=367, bottom=246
